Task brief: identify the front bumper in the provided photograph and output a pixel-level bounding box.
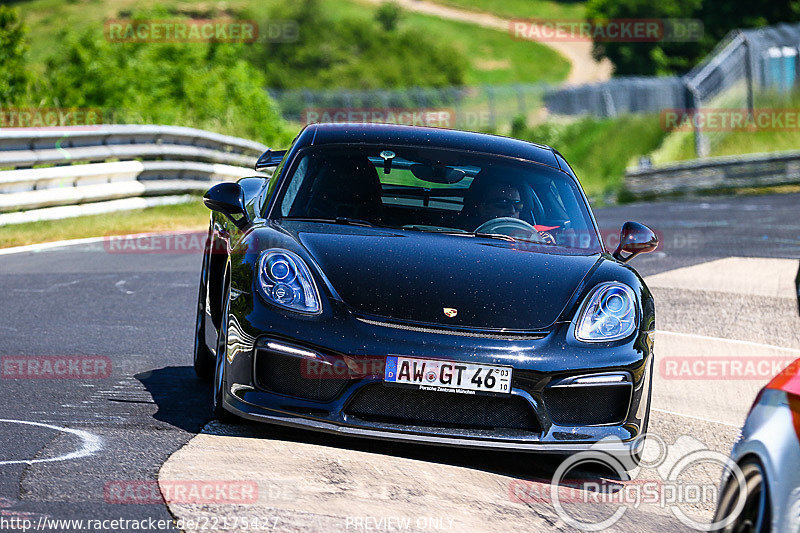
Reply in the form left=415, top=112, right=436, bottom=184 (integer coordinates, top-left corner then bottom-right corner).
left=224, top=389, right=641, bottom=454
left=222, top=298, right=654, bottom=453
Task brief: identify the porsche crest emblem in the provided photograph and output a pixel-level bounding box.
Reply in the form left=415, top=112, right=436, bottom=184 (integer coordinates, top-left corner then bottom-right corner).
left=443, top=307, right=458, bottom=318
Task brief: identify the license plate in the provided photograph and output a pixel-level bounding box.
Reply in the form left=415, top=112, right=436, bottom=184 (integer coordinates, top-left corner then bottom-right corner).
left=384, top=356, right=512, bottom=396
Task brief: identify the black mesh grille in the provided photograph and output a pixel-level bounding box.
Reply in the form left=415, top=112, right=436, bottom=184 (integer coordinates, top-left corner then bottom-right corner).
left=543, top=384, right=631, bottom=426
left=344, top=384, right=540, bottom=432
left=254, top=349, right=349, bottom=402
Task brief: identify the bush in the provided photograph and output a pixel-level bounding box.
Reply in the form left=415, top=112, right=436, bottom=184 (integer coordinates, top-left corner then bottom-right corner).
left=41, top=19, right=289, bottom=146
left=510, top=115, right=527, bottom=138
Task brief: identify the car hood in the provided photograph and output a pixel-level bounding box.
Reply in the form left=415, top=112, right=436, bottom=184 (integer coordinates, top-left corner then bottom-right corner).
left=278, top=221, right=601, bottom=330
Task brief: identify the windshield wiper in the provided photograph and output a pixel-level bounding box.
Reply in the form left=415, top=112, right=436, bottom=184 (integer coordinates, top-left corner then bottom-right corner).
left=334, top=217, right=379, bottom=227
left=471, top=232, right=516, bottom=242
left=402, top=225, right=469, bottom=235
left=281, top=217, right=383, bottom=228
left=401, top=228, right=516, bottom=241
left=470, top=231, right=556, bottom=246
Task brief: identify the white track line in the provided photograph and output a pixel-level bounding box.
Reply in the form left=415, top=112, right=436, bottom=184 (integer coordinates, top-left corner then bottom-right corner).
left=650, top=408, right=741, bottom=428
left=0, top=236, right=109, bottom=256
left=657, top=330, right=800, bottom=354
left=0, top=229, right=206, bottom=256
left=0, top=419, right=102, bottom=466
left=653, top=330, right=799, bottom=427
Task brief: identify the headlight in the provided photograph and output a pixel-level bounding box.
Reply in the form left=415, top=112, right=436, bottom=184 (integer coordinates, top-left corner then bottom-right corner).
left=575, top=282, right=637, bottom=342
left=257, top=249, right=321, bottom=314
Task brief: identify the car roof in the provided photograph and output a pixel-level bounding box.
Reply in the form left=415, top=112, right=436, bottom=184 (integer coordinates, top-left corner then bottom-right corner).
left=306, top=123, right=560, bottom=169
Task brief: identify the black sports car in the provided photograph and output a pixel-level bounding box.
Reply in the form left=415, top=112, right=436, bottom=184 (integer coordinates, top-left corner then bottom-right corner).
left=194, top=123, right=657, bottom=459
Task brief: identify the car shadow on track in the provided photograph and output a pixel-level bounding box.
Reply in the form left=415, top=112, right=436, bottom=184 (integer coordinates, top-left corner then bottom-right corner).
left=136, top=366, right=213, bottom=433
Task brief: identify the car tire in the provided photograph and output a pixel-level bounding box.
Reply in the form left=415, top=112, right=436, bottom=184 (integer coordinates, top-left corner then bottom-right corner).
left=211, top=268, right=238, bottom=424
left=193, top=237, right=215, bottom=382
left=212, top=346, right=237, bottom=424
left=713, top=458, right=770, bottom=532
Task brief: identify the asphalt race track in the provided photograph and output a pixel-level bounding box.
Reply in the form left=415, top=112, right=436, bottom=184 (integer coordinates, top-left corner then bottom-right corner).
left=1, top=192, right=799, bottom=532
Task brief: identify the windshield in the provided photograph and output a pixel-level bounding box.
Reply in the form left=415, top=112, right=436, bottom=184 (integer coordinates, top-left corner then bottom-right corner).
left=271, top=144, right=602, bottom=252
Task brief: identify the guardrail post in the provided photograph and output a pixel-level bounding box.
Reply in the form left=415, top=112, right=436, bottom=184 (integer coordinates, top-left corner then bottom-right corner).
left=515, top=84, right=526, bottom=118
left=602, top=88, right=616, bottom=118
left=741, top=32, right=755, bottom=120
left=452, top=86, right=463, bottom=129
left=685, top=82, right=708, bottom=158
left=485, top=85, right=497, bottom=130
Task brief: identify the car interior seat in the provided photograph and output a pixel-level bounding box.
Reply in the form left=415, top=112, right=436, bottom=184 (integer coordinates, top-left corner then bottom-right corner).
left=305, top=155, right=384, bottom=222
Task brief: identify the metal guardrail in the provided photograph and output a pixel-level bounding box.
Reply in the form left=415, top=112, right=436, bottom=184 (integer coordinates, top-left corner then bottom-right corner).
left=0, top=125, right=265, bottom=158
left=624, top=150, right=800, bottom=197
left=0, top=125, right=268, bottom=224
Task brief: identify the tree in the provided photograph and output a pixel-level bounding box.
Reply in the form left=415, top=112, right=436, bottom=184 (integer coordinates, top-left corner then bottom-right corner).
left=376, top=2, right=403, bottom=32
left=586, top=0, right=800, bottom=76
left=0, top=6, right=31, bottom=104
left=698, top=0, right=800, bottom=45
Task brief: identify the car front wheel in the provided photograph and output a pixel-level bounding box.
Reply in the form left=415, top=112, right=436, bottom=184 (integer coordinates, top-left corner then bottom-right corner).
left=713, top=458, right=770, bottom=532
left=193, top=236, right=215, bottom=381
left=211, top=269, right=237, bottom=424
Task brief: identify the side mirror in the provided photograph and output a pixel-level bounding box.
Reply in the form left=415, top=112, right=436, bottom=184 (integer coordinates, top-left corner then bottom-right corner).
left=613, top=221, right=658, bottom=262
left=237, top=176, right=269, bottom=201
left=204, top=182, right=250, bottom=229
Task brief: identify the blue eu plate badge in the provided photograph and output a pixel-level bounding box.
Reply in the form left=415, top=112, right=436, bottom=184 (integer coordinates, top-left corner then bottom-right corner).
left=384, top=356, right=398, bottom=381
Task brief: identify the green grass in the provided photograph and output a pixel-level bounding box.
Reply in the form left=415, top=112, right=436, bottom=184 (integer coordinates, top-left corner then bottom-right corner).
left=0, top=199, right=210, bottom=248
left=432, top=0, right=586, bottom=21
left=336, top=1, right=570, bottom=85
left=653, top=122, right=800, bottom=164
left=16, top=0, right=569, bottom=86
left=518, top=114, right=668, bottom=199
left=408, top=9, right=570, bottom=85
left=652, top=90, right=800, bottom=164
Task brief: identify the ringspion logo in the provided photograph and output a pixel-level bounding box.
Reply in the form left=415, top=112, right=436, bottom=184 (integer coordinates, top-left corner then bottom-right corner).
left=541, top=434, right=746, bottom=531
